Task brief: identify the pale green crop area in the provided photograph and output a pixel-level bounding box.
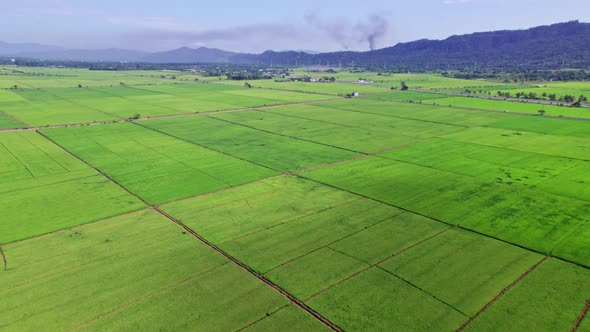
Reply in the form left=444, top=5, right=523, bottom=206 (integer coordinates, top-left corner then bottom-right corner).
left=41, top=122, right=278, bottom=204
left=3, top=67, right=590, bottom=331
left=0, top=131, right=145, bottom=244
left=0, top=210, right=318, bottom=331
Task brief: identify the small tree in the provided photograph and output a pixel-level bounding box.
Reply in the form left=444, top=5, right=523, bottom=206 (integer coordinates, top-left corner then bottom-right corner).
left=538, top=109, right=546, bottom=116
left=400, top=81, right=409, bottom=91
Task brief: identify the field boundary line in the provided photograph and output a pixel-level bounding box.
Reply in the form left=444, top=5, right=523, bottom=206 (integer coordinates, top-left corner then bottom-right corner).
left=205, top=115, right=364, bottom=155
left=36, top=130, right=151, bottom=206
left=154, top=208, right=342, bottom=332
left=317, top=100, right=470, bottom=129
left=219, top=198, right=363, bottom=245
left=262, top=211, right=406, bottom=275
left=133, top=121, right=284, bottom=174
left=304, top=226, right=454, bottom=302
left=0, top=142, right=35, bottom=178
left=376, top=266, right=469, bottom=317
left=572, top=300, right=590, bottom=332
left=0, top=98, right=343, bottom=133
left=0, top=246, right=7, bottom=271
left=66, top=264, right=227, bottom=332
left=1, top=137, right=427, bottom=247
left=1, top=110, right=29, bottom=127
left=34, top=87, right=124, bottom=120
left=299, top=174, right=590, bottom=271
left=1, top=208, right=151, bottom=247
left=456, top=256, right=549, bottom=331
left=235, top=304, right=290, bottom=331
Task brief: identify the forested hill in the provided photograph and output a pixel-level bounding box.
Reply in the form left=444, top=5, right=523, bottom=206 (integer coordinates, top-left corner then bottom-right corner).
left=237, top=21, right=590, bottom=70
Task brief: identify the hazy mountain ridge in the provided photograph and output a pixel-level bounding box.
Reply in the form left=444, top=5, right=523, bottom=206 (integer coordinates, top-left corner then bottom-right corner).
left=2, top=21, right=589, bottom=69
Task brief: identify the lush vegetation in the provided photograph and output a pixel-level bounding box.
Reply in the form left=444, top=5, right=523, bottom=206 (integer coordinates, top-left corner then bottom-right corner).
left=2, top=67, right=590, bottom=331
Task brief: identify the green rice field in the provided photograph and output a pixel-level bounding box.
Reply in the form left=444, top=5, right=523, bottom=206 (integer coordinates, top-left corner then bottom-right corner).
left=2, top=67, right=590, bottom=331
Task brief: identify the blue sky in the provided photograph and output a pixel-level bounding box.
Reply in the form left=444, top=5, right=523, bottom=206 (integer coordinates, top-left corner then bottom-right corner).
left=2, top=0, right=588, bottom=52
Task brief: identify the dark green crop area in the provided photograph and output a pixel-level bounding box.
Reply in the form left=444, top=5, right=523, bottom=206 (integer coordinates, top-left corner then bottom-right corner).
left=2, top=68, right=590, bottom=331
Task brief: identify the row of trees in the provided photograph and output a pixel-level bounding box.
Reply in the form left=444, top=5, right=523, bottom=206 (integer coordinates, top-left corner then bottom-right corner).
left=494, top=90, right=588, bottom=106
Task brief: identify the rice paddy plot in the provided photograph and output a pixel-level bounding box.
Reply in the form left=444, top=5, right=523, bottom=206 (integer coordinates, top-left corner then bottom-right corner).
left=142, top=115, right=358, bottom=172
left=266, top=211, right=448, bottom=299
left=442, top=126, right=590, bottom=160
left=300, top=156, right=590, bottom=267
left=322, top=98, right=503, bottom=127
left=0, top=111, right=25, bottom=129
left=379, top=228, right=542, bottom=317
left=464, top=258, right=590, bottom=331
left=210, top=107, right=420, bottom=153
left=0, top=131, right=145, bottom=244
left=367, top=90, right=445, bottom=101
left=484, top=114, right=590, bottom=137
left=0, top=210, right=311, bottom=331
left=383, top=138, right=583, bottom=191
left=306, top=268, right=467, bottom=331
left=224, top=88, right=335, bottom=102
left=42, top=122, right=277, bottom=205
left=423, top=95, right=590, bottom=118
left=217, top=79, right=390, bottom=95
left=161, top=176, right=360, bottom=244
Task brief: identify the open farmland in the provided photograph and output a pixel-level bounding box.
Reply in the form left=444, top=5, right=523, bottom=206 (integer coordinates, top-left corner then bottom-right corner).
left=2, top=68, right=590, bottom=331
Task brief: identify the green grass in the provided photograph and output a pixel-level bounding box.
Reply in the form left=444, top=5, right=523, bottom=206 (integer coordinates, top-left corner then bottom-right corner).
left=0, top=209, right=305, bottom=331
left=465, top=258, right=590, bottom=331
left=142, top=115, right=359, bottom=172
left=42, top=122, right=277, bottom=204
left=0, top=131, right=145, bottom=243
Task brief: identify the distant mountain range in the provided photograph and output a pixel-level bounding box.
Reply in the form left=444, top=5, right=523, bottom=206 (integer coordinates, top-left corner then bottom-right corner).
left=2, top=21, right=590, bottom=69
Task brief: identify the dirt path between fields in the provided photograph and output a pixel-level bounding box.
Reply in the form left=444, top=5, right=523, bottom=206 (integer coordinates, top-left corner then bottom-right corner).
left=572, top=300, right=590, bottom=332
left=456, top=256, right=549, bottom=331
left=154, top=208, right=342, bottom=332
left=0, top=246, right=7, bottom=271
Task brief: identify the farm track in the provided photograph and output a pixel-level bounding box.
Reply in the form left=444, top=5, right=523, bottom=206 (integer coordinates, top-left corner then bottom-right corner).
left=155, top=208, right=342, bottom=332
left=65, top=264, right=227, bottom=332
left=0, top=98, right=343, bottom=133
left=572, top=300, right=590, bottom=332
left=456, top=256, right=549, bottom=331
left=0, top=246, right=7, bottom=271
